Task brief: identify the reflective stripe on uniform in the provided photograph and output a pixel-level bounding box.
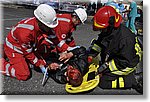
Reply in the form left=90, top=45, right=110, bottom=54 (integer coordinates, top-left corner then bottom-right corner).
left=5, top=63, right=16, bottom=77
left=45, top=38, right=54, bottom=44
left=11, top=27, right=18, bottom=40
left=57, top=40, right=66, bottom=47
left=44, top=45, right=47, bottom=53
left=16, top=24, right=34, bottom=30
left=33, top=57, right=38, bottom=64
left=92, top=44, right=102, bottom=52
left=11, top=24, right=34, bottom=40
left=112, top=77, right=124, bottom=88
left=66, top=38, right=72, bottom=42
left=135, top=37, right=142, bottom=61
left=109, top=59, right=135, bottom=75
left=112, top=79, right=117, bottom=88
left=5, top=38, right=23, bottom=54
left=119, top=77, right=124, bottom=88
left=11, top=24, right=34, bottom=34
left=47, top=35, right=56, bottom=39
left=57, top=17, right=70, bottom=23
left=11, top=68, right=16, bottom=77
left=26, top=47, right=33, bottom=53
left=67, top=46, right=81, bottom=51
left=24, top=17, right=35, bottom=23
left=5, top=63, right=10, bottom=76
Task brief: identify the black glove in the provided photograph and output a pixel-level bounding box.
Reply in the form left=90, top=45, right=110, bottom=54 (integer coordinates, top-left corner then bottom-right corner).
left=97, top=62, right=108, bottom=74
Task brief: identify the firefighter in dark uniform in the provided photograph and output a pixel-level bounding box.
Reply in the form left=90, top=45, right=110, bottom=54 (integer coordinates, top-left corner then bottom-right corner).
left=88, top=6, right=143, bottom=94
left=48, top=46, right=88, bottom=87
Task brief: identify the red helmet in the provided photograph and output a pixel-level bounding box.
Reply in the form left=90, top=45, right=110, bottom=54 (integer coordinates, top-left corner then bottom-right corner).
left=93, top=6, right=122, bottom=29
left=66, top=65, right=83, bottom=87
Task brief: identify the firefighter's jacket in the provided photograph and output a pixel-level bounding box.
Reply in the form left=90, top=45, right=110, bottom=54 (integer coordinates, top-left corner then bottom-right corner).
left=89, top=24, right=141, bottom=75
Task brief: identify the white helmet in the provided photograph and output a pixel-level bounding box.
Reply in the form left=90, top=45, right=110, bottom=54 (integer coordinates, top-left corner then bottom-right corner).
left=34, top=4, right=58, bottom=28
left=74, top=8, right=87, bottom=24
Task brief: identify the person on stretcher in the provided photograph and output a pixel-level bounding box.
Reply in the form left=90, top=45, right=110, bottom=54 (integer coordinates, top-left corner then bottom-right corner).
left=47, top=46, right=89, bottom=87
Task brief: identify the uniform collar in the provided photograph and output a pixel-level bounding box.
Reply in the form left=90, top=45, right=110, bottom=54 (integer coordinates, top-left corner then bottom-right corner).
left=33, top=17, right=42, bottom=32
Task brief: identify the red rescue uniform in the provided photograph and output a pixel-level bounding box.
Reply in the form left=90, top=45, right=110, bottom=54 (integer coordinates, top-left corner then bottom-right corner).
left=37, top=14, right=77, bottom=59
left=3, top=17, right=46, bottom=80
left=55, top=14, right=76, bottom=52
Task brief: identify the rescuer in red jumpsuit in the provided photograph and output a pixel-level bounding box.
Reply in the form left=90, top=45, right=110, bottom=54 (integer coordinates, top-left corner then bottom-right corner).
left=37, top=8, right=88, bottom=70
left=1, top=4, right=59, bottom=80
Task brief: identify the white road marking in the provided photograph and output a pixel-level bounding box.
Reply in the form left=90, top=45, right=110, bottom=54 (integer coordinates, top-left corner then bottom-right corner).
left=5, top=27, right=12, bottom=30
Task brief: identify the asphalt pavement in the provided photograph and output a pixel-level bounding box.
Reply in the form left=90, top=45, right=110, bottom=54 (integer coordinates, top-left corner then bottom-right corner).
left=1, top=5, right=141, bottom=95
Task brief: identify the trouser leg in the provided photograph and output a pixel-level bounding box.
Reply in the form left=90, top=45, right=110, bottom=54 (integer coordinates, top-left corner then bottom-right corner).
left=2, top=56, right=31, bottom=81
left=99, top=73, right=136, bottom=89
left=126, top=19, right=129, bottom=27
left=3, top=45, right=31, bottom=80
left=129, top=17, right=137, bottom=34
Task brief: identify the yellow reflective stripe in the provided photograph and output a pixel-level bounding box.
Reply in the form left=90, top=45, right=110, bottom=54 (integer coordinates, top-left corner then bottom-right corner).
left=135, top=37, right=138, bottom=43
left=111, top=71, right=128, bottom=75
left=92, top=44, right=101, bottom=52
left=111, top=68, right=135, bottom=75
left=135, top=37, right=142, bottom=61
left=94, top=20, right=105, bottom=28
left=119, top=77, right=124, bottom=88
left=115, top=15, right=120, bottom=22
left=112, top=79, right=117, bottom=88
left=135, top=43, right=141, bottom=53
left=135, top=43, right=142, bottom=61
left=109, top=59, right=135, bottom=75
left=121, top=67, right=135, bottom=74
left=109, top=59, right=118, bottom=71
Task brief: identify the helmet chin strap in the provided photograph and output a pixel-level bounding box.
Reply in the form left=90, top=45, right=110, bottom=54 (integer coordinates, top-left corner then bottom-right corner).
left=108, top=16, right=115, bottom=27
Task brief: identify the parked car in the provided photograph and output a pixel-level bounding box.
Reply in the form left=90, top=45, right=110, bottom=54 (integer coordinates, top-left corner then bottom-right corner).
left=59, top=4, right=86, bottom=13
left=47, top=2, right=59, bottom=12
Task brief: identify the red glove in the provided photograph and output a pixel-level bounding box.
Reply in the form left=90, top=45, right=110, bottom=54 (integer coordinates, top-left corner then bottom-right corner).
left=35, top=59, right=46, bottom=67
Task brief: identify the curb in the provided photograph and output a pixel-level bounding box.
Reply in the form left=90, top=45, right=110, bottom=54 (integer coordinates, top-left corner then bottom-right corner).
left=2, top=4, right=24, bottom=9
